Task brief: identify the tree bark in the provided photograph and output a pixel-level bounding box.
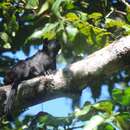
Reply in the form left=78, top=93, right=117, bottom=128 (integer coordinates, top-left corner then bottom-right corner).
left=0, top=36, right=130, bottom=116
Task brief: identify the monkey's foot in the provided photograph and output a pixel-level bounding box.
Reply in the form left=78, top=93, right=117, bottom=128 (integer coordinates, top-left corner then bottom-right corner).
left=40, top=72, right=55, bottom=88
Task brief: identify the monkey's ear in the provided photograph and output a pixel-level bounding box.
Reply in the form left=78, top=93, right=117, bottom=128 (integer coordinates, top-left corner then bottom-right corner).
left=43, top=38, right=49, bottom=45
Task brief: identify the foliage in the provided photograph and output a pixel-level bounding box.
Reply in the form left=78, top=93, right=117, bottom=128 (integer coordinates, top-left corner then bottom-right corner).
left=0, top=0, right=130, bottom=130
left=1, top=97, right=130, bottom=130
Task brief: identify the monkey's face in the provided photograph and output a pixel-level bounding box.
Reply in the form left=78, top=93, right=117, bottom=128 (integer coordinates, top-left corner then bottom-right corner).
left=47, top=40, right=61, bottom=54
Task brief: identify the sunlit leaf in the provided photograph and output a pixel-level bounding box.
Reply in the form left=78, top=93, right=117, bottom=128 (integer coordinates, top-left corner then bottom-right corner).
left=106, top=18, right=130, bottom=35
left=66, top=24, right=78, bottom=42
left=83, top=115, right=105, bottom=130
left=37, top=1, right=49, bottom=16
left=51, top=0, right=63, bottom=17
left=65, top=0, right=75, bottom=9
left=78, top=11, right=88, bottom=21
left=65, top=12, right=79, bottom=21
left=25, top=0, right=39, bottom=9
left=62, top=31, right=67, bottom=43
left=106, top=18, right=125, bottom=28
left=0, top=32, right=11, bottom=48
left=93, top=101, right=113, bottom=114
left=75, top=103, right=91, bottom=117
left=88, top=12, right=102, bottom=20
left=123, top=24, right=130, bottom=34
left=29, top=22, right=59, bottom=40
left=0, top=32, right=9, bottom=43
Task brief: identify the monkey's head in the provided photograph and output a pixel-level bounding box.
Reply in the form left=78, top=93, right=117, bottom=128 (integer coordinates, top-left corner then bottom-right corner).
left=43, top=39, right=61, bottom=57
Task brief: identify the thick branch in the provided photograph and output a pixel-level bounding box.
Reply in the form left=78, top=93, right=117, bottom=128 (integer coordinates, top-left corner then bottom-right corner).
left=0, top=36, right=130, bottom=116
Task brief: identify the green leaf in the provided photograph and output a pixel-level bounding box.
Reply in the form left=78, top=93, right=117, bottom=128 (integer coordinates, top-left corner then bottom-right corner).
left=65, top=12, right=79, bottom=21
left=126, top=12, right=130, bottom=22
left=105, top=18, right=130, bottom=35
left=38, top=115, right=49, bottom=124
left=96, top=32, right=111, bottom=45
left=75, top=21, right=91, bottom=36
left=75, top=102, right=92, bottom=121
left=34, top=112, right=73, bottom=128
left=65, top=0, right=75, bottom=9
left=0, top=32, right=11, bottom=48
left=8, top=14, right=19, bottom=34
left=105, top=18, right=125, bottom=28
left=73, top=32, right=87, bottom=54
left=122, top=24, right=130, bottom=34
left=62, top=31, right=67, bottom=43
left=98, top=123, right=116, bottom=130
left=66, top=24, right=78, bottom=42
left=0, top=32, right=9, bottom=43
left=112, top=88, right=130, bottom=106
left=29, top=22, right=59, bottom=40
left=37, top=1, right=49, bottom=16
left=25, top=0, right=39, bottom=9
left=112, top=88, right=123, bottom=104
left=88, top=12, right=102, bottom=20
left=22, top=115, right=33, bottom=124
left=15, top=119, right=22, bottom=128
left=116, top=113, right=130, bottom=130
left=93, top=101, right=113, bottom=114
left=51, top=0, right=63, bottom=17
left=83, top=115, right=105, bottom=130
left=78, top=11, right=88, bottom=21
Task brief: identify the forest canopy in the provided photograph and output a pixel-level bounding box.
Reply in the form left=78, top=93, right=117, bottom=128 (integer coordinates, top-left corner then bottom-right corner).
left=0, top=0, right=130, bottom=130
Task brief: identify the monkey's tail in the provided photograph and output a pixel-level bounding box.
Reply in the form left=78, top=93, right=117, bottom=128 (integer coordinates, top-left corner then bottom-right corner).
left=4, top=88, right=16, bottom=120
left=4, top=81, right=19, bottom=120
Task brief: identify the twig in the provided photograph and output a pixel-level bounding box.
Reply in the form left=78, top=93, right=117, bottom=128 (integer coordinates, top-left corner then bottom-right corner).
left=120, top=0, right=130, bottom=8
left=105, top=7, right=114, bottom=18
left=115, top=9, right=127, bottom=15
left=70, top=125, right=84, bottom=129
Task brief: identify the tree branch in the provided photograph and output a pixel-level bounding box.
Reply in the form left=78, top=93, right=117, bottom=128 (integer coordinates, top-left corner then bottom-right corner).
left=0, top=36, right=130, bottom=116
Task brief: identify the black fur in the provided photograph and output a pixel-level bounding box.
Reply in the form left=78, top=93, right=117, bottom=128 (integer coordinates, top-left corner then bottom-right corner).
left=4, top=39, right=60, bottom=119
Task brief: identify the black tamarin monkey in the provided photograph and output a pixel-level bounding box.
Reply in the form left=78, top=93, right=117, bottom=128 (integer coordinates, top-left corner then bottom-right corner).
left=4, top=39, right=60, bottom=118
